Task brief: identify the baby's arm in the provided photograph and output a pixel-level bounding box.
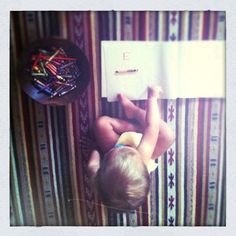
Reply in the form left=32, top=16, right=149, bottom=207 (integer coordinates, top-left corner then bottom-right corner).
left=94, top=116, right=139, bottom=153
left=137, top=87, right=161, bottom=164
left=118, top=89, right=175, bottom=159
left=152, top=119, right=175, bottom=158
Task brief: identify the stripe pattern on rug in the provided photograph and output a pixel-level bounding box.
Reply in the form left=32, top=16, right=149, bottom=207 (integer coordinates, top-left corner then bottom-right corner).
left=10, top=11, right=226, bottom=226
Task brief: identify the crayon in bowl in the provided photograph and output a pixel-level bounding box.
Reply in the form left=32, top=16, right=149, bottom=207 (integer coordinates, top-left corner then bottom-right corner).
left=29, top=47, right=80, bottom=98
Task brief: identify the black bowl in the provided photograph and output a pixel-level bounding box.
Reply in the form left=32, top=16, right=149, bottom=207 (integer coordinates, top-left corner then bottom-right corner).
left=18, top=38, right=90, bottom=105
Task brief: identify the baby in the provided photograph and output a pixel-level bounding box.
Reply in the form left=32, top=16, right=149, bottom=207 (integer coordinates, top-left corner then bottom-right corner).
left=88, top=87, right=175, bottom=211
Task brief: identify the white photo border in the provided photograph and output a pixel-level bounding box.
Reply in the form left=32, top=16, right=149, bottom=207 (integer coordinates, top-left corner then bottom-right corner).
left=1, top=0, right=235, bottom=235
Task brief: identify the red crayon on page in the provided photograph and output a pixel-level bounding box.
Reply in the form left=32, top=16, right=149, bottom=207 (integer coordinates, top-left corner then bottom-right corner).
left=114, top=69, right=138, bottom=75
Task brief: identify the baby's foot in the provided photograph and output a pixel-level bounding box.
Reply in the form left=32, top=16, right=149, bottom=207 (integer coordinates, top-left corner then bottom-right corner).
left=118, top=93, right=137, bottom=119
left=148, top=86, right=163, bottom=99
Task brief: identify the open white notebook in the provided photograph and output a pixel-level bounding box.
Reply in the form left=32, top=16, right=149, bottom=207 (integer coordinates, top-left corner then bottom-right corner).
left=101, top=41, right=225, bottom=102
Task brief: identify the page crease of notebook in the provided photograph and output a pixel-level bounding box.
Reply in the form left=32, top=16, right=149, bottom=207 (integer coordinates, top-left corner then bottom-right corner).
left=101, top=41, right=225, bottom=101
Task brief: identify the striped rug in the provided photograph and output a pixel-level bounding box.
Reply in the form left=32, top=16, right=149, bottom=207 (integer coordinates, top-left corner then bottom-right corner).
left=10, top=11, right=226, bottom=226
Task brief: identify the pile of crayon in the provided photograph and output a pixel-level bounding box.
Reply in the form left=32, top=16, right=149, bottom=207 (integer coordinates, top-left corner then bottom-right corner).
left=30, top=47, right=80, bottom=98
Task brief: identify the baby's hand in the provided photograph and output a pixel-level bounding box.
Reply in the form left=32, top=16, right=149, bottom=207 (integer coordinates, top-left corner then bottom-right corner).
left=148, top=86, right=163, bottom=99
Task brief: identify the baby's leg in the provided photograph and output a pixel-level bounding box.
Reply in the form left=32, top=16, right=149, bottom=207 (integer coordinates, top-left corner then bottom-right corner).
left=94, top=115, right=140, bottom=153
left=118, top=94, right=146, bottom=127
left=118, top=87, right=161, bottom=127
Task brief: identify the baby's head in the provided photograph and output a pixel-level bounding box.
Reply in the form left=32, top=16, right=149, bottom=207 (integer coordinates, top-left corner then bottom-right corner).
left=88, top=147, right=150, bottom=211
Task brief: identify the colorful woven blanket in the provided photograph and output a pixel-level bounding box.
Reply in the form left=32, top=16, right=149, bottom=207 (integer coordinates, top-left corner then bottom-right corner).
left=10, top=11, right=225, bottom=226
